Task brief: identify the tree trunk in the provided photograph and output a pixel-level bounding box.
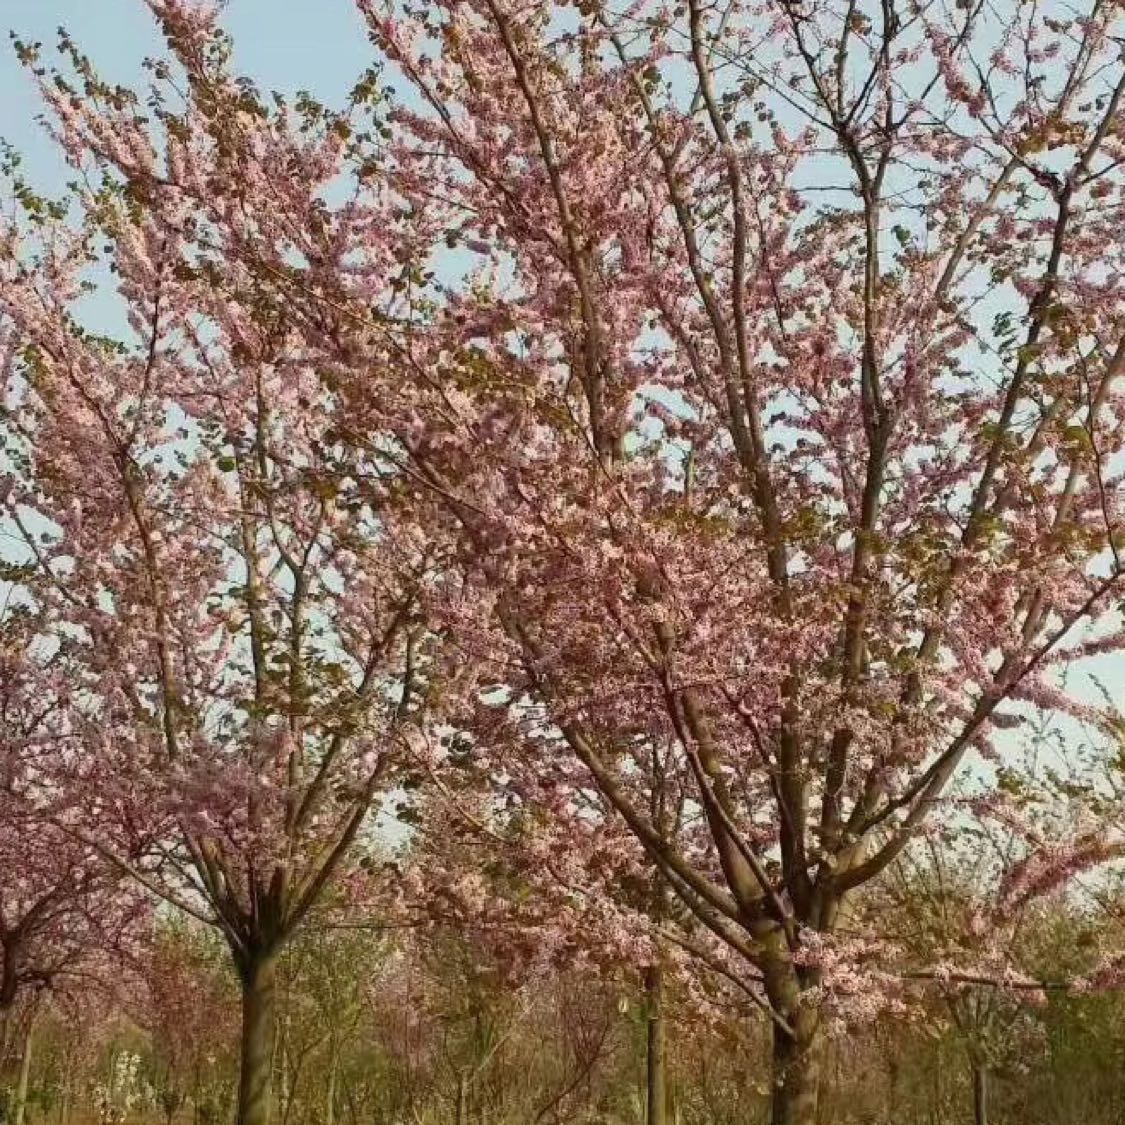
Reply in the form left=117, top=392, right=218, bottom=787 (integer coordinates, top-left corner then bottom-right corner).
left=455, top=1071, right=469, bottom=1125
left=887, top=1051, right=900, bottom=1121
left=770, top=1016, right=821, bottom=1125
left=277, top=1004, right=291, bottom=1125
left=643, top=964, right=667, bottom=1125
left=324, top=1047, right=337, bottom=1125
left=972, top=1062, right=989, bottom=1125
left=12, top=1018, right=32, bottom=1125
left=236, top=954, right=278, bottom=1125
left=58, top=1071, right=70, bottom=1125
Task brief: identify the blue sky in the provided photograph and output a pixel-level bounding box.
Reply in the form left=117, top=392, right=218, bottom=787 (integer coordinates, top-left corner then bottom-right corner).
left=2, top=0, right=372, bottom=184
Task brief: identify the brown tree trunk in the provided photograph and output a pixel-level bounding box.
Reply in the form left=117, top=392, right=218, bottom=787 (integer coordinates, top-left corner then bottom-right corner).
left=455, top=1071, right=469, bottom=1125
left=324, top=1045, right=337, bottom=1125
left=644, top=964, right=668, bottom=1125
left=770, top=1014, right=821, bottom=1125
left=12, top=1017, right=32, bottom=1125
left=236, top=954, right=278, bottom=1125
left=58, top=1070, right=70, bottom=1125
left=886, top=1051, right=900, bottom=1121
left=972, top=1062, right=989, bottom=1125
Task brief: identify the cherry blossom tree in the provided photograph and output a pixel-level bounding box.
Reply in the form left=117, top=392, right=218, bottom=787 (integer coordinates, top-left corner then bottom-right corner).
left=7, top=2, right=1125, bottom=1123
left=0, top=606, right=145, bottom=1073
left=130, top=921, right=239, bottom=1125
left=412, top=725, right=733, bottom=1125
left=334, top=2, right=1125, bottom=1121
left=0, top=6, right=438, bottom=1123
